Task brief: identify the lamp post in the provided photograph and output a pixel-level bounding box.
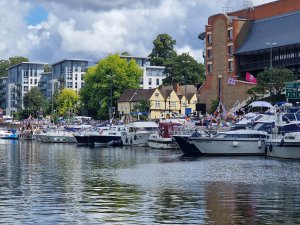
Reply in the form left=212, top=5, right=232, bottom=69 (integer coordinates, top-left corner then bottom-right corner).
left=266, top=42, right=277, bottom=68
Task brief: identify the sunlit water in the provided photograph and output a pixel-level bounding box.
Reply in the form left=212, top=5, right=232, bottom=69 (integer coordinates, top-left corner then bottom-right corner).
left=1, top=139, right=300, bottom=224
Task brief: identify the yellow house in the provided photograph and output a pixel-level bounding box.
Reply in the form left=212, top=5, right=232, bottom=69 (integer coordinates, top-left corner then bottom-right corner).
left=118, top=85, right=200, bottom=120
left=160, top=84, right=199, bottom=116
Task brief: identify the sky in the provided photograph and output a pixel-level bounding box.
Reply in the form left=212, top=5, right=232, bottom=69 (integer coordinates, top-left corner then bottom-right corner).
left=1, top=0, right=273, bottom=64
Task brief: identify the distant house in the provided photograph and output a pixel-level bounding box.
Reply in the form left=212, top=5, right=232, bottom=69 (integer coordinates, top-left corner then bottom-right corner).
left=117, top=84, right=199, bottom=120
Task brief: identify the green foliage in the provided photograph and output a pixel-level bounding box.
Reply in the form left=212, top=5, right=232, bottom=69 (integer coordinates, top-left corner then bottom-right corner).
left=80, top=54, right=143, bottom=119
left=163, top=53, right=205, bottom=85
left=44, top=64, right=52, bottom=72
left=121, top=51, right=130, bottom=56
left=209, top=99, right=219, bottom=114
left=148, top=33, right=177, bottom=66
left=20, top=87, right=48, bottom=119
left=57, top=88, right=79, bottom=117
left=247, top=67, right=296, bottom=100
left=132, top=99, right=151, bottom=120
left=0, top=56, right=29, bottom=77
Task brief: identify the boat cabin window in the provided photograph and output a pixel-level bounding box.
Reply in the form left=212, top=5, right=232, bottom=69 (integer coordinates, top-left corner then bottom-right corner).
left=282, top=113, right=296, bottom=122
left=224, top=133, right=267, bottom=138
left=251, top=122, right=274, bottom=132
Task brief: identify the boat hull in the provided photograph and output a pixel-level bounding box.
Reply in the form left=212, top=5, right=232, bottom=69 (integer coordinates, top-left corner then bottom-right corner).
left=89, top=135, right=122, bottom=147
left=266, top=139, right=300, bottom=159
left=173, top=136, right=266, bottom=156
left=147, top=137, right=179, bottom=149
left=121, top=132, right=152, bottom=147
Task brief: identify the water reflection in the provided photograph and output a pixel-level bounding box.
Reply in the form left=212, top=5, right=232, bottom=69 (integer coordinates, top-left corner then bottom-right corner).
left=0, top=140, right=300, bottom=224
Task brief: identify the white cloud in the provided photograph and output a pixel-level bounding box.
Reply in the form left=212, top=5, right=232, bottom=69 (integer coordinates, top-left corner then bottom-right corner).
left=0, top=0, right=274, bottom=63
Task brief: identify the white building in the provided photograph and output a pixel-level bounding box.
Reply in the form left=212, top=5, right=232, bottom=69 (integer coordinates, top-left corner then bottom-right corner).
left=51, top=59, right=91, bottom=92
left=6, top=62, right=47, bottom=116
left=120, top=55, right=165, bottom=89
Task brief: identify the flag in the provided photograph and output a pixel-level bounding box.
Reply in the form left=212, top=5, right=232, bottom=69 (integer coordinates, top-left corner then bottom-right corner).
left=246, top=72, right=257, bottom=84
left=227, top=77, right=236, bottom=85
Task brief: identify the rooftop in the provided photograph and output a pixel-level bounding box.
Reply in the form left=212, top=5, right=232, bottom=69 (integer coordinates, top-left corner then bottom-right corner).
left=236, top=10, right=300, bottom=54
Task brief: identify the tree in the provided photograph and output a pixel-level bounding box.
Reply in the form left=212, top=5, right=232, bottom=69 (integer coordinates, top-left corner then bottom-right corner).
left=57, top=88, right=79, bottom=117
left=163, top=53, right=205, bottom=85
left=80, top=54, right=143, bottom=119
left=0, top=56, right=29, bottom=77
left=19, top=87, right=48, bottom=119
left=132, top=99, right=151, bottom=120
left=121, top=51, right=130, bottom=56
left=44, top=64, right=52, bottom=72
left=247, top=67, right=296, bottom=102
left=148, top=33, right=177, bottom=66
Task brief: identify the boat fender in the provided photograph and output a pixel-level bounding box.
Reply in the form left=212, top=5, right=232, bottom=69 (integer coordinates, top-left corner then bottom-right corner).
left=258, top=140, right=262, bottom=148
left=265, top=146, right=268, bottom=154
left=269, top=144, right=273, bottom=152
left=134, top=135, right=137, bottom=140
left=232, top=141, right=239, bottom=147
left=279, top=139, right=284, bottom=147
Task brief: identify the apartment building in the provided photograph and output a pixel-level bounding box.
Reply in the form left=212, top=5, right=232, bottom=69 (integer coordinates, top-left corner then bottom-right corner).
left=199, top=0, right=300, bottom=110
left=6, top=62, right=47, bottom=116
left=120, top=55, right=165, bottom=89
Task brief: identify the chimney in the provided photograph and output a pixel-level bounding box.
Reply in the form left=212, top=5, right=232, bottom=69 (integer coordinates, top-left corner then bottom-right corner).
left=173, top=83, right=181, bottom=93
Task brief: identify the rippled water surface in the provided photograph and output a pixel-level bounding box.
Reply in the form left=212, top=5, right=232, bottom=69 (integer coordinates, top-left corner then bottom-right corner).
left=1, top=139, right=300, bottom=224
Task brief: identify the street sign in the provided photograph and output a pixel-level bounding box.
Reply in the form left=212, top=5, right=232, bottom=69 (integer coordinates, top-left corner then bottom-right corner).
left=285, top=82, right=300, bottom=99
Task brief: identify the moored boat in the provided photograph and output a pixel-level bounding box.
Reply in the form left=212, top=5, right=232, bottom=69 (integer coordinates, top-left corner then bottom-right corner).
left=173, top=129, right=268, bottom=156
left=121, top=121, right=158, bottom=147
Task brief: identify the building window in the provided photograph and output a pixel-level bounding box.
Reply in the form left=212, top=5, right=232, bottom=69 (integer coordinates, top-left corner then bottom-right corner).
left=155, top=101, right=160, bottom=108
left=207, top=64, right=212, bottom=73
left=34, top=79, right=37, bottom=85
left=148, top=78, right=152, bottom=85
left=67, top=73, right=72, bottom=80
left=207, top=49, right=212, bottom=59
left=156, top=78, right=159, bottom=85
left=67, top=82, right=72, bottom=88
left=207, top=34, right=212, bottom=43
left=140, top=78, right=143, bottom=85
left=75, top=74, right=78, bottom=80
left=228, top=61, right=233, bottom=71
left=228, top=45, right=233, bottom=56
left=30, top=79, right=33, bottom=84
left=75, top=82, right=78, bottom=89
left=228, top=29, right=233, bottom=40
left=170, top=102, right=176, bottom=108
left=155, top=93, right=159, bottom=97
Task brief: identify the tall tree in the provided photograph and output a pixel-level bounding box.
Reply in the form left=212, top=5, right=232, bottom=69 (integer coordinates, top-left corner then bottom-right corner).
left=148, top=33, right=177, bottom=66
left=19, top=87, right=48, bottom=119
left=247, top=67, right=296, bottom=101
left=163, top=53, right=205, bottom=85
left=80, top=54, right=142, bottom=119
left=0, top=56, right=29, bottom=77
left=57, top=88, right=79, bottom=117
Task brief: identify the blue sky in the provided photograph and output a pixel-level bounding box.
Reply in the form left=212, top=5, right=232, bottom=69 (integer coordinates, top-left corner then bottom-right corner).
left=0, top=0, right=273, bottom=64
left=26, top=5, right=48, bottom=26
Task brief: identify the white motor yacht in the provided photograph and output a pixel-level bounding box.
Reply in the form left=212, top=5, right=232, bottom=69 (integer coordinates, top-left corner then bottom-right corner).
left=121, top=121, right=158, bottom=147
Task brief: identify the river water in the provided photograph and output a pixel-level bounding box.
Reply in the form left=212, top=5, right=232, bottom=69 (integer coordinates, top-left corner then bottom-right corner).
left=1, top=139, right=300, bottom=224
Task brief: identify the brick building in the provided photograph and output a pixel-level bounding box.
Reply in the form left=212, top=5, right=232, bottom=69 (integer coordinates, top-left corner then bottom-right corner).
left=199, top=0, right=300, bottom=111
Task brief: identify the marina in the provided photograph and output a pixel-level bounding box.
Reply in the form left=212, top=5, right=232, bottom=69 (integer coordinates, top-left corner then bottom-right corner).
left=0, top=140, right=300, bottom=224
